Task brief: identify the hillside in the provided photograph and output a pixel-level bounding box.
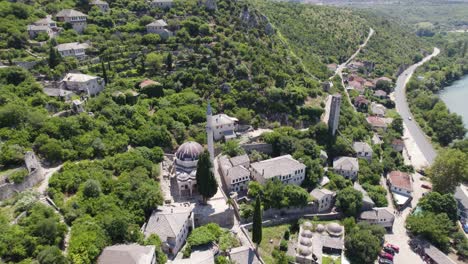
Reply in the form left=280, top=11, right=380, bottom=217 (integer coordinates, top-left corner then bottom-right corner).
left=254, top=0, right=431, bottom=78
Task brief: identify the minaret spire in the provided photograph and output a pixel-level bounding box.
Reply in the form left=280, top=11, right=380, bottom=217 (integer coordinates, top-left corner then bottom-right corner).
left=206, top=101, right=215, bottom=162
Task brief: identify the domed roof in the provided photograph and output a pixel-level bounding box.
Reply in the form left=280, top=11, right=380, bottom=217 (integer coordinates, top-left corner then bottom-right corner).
left=316, top=224, right=325, bottom=233
left=176, top=141, right=203, bottom=161
left=299, top=246, right=312, bottom=256
left=303, top=221, right=313, bottom=229
left=326, top=223, right=343, bottom=236
left=300, top=238, right=312, bottom=246
left=301, top=229, right=313, bottom=238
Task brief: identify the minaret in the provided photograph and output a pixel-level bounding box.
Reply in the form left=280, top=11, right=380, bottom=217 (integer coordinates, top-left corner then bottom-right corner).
left=206, top=102, right=215, bottom=162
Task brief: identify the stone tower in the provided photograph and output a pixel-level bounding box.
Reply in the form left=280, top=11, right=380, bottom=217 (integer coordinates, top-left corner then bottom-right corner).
left=328, top=94, right=342, bottom=136
left=206, top=102, right=215, bottom=162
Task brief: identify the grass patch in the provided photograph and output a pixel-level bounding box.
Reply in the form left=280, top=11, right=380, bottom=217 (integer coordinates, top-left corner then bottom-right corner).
left=323, top=255, right=341, bottom=264
left=257, top=224, right=290, bottom=264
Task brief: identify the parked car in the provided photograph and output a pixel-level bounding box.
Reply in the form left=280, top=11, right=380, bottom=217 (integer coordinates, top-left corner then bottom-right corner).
left=379, top=258, right=393, bottom=264
left=421, top=183, right=432, bottom=190
left=380, top=251, right=394, bottom=261
left=417, top=169, right=427, bottom=176
left=383, top=246, right=396, bottom=255
left=408, top=116, right=412, bottom=120
left=386, top=243, right=400, bottom=253
left=463, top=222, right=468, bottom=234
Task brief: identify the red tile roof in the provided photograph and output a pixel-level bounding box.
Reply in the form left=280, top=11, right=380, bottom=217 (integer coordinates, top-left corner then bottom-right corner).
left=366, top=116, right=387, bottom=128
left=388, top=171, right=412, bottom=192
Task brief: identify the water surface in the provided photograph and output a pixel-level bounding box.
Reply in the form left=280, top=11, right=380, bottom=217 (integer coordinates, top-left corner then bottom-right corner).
left=439, top=74, right=468, bottom=134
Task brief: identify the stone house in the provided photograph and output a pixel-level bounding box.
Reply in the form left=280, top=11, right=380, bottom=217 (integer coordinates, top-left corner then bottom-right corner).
left=56, top=9, right=87, bottom=33
left=142, top=205, right=194, bottom=256
left=55, top=42, right=90, bottom=59
left=391, top=138, right=405, bottom=152
left=146, top=19, right=173, bottom=38
left=388, top=171, right=413, bottom=207
left=353, top=182, right=375, bottom=211
left=149, top=0, right=174, bottom=9
left=211, top=114, right=238, bottom=141
left=333, top=157, right=359, bottom=180
left=250, top=155, right=306, bottom=185
left=370, top=102, right=387, bottom=117
left=60, top=73, right=105, bottom=96
left=91, top=0, right=110, bottom=12
left=359, top=208, right=395, bottom=230
left=353, top=141, right=373, bottom=161
left=310, top=188, right=336, bottom=213
left=27, top=15, right=59, bottom=39
left=97, top=244, right=156, bottom=264
left=219, top=154, right=251, bottom=193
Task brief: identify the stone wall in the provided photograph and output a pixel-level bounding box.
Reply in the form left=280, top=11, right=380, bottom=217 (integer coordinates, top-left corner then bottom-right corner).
left=0, top=151, right=44, bottom=201
left=241, top=143, right=273, bottom=154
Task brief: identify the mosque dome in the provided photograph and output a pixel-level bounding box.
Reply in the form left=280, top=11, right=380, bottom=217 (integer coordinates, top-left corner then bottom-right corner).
left=326, top=223, right=344, bottom=236
left=301, top=229, right=313, bottom=238
left=303, top=221, right=313, bottom=229
left=299, top=246, right=312, bottom=256
left=316, top=224, right=325, bottom=233
left=300, top=238, right=312, bottom=246
left=176, top=141, right=203, bottom=161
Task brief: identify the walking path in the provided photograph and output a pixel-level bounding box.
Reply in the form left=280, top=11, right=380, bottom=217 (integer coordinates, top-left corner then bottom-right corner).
left=330, top=27, right=374, bottom=110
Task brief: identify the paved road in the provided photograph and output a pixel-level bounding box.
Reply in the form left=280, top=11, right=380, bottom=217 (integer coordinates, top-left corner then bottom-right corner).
left=394, top=48, right=440, bottom=165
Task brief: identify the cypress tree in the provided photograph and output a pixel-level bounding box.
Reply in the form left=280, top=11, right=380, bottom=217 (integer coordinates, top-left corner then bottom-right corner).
left=166, top=53, right=173, bottom=71
left=252, top=195, right=263, bottom=248
left=195, top=150, right=218, bottom=203
left=48, top=45, right=61, bottom=69
left=101, top=60, right=109, bottom=84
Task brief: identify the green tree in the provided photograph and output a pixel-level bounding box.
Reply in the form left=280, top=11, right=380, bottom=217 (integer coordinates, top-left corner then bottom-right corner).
left=166, top=53, right=173, bottom=71
left=336, top=187, right=363, bottom=217
left=145, top=52, right=164, bottom=74
left=222, top=140, right=245, bottom=157
left=101, top=60, right=108, bottom=84
left=82, top=179, right=101, bottom=198
left=252, top=195, right=263, bottom=249
left=429, top=149, right=468, bottom=193
left=419, top=192, right=458, bottom=222
left=406, top=212, right=453, bottom=252
left=48, top=45, right=61, bottom=69
left=196, top=150, right=218, bottom=203
left=37, top=246, right=68, bottom=264
left=345, top=224, right=384, bottom=264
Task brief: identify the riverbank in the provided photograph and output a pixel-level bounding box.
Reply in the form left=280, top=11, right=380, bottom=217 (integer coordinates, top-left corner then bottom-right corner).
left=439, top=75, right=468, bottom=134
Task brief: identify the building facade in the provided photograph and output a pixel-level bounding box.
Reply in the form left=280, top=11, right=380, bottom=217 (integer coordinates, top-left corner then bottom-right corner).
left=149, top=0, right=174, bottom=9
left=56, top=42, right=89, bottom=59
left=333, top=157, right=359, bottom=180
left=219, top=155, right=251, bottom=193
left=174, top=141, right=203, bottom=196
left=60, top=73, right=105, bottom=95
left=359, top=208, right=395, bottom=229
left=91, top=0, right=110, bottom=12
left=310, top=188, right=336, bottom=213
left=146, top=19, right=173, bottom=38
left=250, top=155, right=306, bottom=185
left=56, top=9, right=88, bottom=33
left=142, top=205, right=194, bottom=256
left=353, top=141, right=373, bottom=161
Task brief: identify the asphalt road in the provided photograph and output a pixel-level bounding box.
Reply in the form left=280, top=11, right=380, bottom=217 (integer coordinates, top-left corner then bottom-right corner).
left=394, top=48, right=440, bottom=165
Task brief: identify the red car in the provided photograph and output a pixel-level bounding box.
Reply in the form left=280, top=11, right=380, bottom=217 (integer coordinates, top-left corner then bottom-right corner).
left=386, top=243, right=399, bottom=253
left=380, top=251, right=394, bottom=261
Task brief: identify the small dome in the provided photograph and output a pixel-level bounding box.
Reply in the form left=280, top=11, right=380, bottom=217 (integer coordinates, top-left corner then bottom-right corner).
left=326, top=223, right=343, bottom=236
left=316, top=224, right=325, bottom=233
left=299, top=246, right=312, bottom=256
left=301, top=229, right=313, bottom=238
left=303, top=221, right=313, bottom=229
left=300, top=238, right=312, bottom=246
left=176, top=141, right=203, bottom=161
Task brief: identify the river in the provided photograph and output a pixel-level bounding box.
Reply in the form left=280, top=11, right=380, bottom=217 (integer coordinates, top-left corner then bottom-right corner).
left=439, top=75, right=468, bottom=133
